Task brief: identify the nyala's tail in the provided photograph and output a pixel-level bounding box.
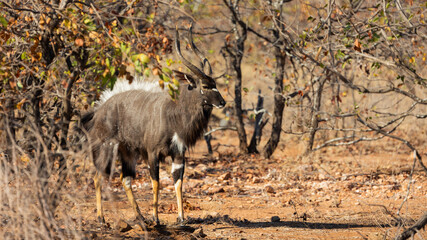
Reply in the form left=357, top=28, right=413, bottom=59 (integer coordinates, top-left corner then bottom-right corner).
left=77, top=111, right=95, bottom=135
left=75, top=111, right=117, bottom=176
left=93, top=139, right=118, bottom=176
left=71, top=111, right=95, bottom=152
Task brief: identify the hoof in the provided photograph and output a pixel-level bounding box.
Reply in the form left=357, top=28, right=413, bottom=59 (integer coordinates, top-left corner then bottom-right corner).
left=151, top=215, right=160, bottom=226
left=176, top=217, right=186, bottom=226
left=97, top=216, right=106, bottom=224
left=136, top=216, right=160, bottom=227
left=96, top=217, right=110, bottom=229
left=154, top=219, right=161, bottom=227
left=154, top=223, right=166, bottom=229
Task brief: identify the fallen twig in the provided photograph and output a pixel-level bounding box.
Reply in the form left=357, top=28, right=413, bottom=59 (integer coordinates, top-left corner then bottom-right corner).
left=395, top=212, right=427, bottom=240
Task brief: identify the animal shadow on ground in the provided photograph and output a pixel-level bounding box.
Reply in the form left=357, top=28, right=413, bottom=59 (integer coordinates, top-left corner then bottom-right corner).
left=59, top=214, right=391, bottom=239
left=186, top=214, right=390, bottom=230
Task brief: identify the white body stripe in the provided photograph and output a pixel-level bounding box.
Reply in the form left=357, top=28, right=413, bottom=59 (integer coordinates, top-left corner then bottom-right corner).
left=171, top=163, right=184, bottom=174
left=171, top=132, right=186, bottom=154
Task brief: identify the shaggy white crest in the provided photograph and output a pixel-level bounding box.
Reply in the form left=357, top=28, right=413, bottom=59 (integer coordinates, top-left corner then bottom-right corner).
left=97, top=76, right=165, bottom=106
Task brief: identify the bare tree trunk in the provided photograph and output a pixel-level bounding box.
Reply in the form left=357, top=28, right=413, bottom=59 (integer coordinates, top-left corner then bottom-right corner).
left=59, top=57, right=79, bottom=169
left=4, top=98, right=16, bottom=161
left=305, top=0, right=335, bottom=154
left=305, top=78, right=326, bottom=154
left=263, top=43, right=286, bottom=159
left=248, top=90, right=265, bottom=153
left=222, top=0, right=248, bottom=154
left=233, top=60, right=248, bottom=153
left=54, top=48, right=87, bottom=208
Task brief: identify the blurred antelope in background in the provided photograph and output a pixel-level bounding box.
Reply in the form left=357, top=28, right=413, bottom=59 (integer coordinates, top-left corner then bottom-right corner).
left=80, top=25, right=225, bottom=225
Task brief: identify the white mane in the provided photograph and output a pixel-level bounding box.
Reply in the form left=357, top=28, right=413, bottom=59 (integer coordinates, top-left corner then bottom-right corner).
left=97, top=76, right=165, bottom=106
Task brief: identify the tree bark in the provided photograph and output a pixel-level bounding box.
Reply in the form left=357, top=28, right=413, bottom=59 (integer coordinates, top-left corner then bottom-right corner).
left=248, top=90, right=264, bottom=153
left=305, top=78, right=326, bottom=154
left=223, top=0, right=248, bottom=154
left=233, top=62, right=248, bottom=153
left=59, top=62, right=78, bottom=170
left=4, top=98, right=16, bottom=161
left=262, top=44, right=286, bottom=159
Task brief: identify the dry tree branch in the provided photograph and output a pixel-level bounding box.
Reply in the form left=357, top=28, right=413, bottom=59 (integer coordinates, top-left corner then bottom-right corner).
left=312, top=135, right=385, bottom=151
left=0, top=0, right=41, bottom=13
left=90, top=3, right=115, bottom=42
left=204, top=126, right=237, bottom=136
left=356, top=116, right=427, bottom=175
left=394, top=0, right=414, bottom=28
left=158, top=0, right=196, bottom=22
left=396, top=151, right=417, bottom=216
left=297, top=51, right=427, bottom=105
left=395, top=212, right=427, bottom=240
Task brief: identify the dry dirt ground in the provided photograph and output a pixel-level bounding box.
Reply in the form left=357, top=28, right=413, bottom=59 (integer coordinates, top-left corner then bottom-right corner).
left=64, top=132, right=427, bottom=240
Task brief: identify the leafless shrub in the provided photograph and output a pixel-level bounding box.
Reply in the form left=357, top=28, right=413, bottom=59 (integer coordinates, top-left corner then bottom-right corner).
left=0, top=120, right=90, bottom=239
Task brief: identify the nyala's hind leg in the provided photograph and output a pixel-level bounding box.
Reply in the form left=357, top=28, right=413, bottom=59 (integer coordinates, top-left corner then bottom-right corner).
left=92, top=139, right=118, bottom=224
left=120, top=173, right=145, bottom=222
left=118, top=144, right=146, bottom=223
left=148, top=152, right=161, bottom=225
left=93, top=171, right=105, bottom=224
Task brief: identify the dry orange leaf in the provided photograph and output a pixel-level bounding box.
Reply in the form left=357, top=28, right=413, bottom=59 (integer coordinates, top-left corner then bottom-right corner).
left=9, top=80, right=16, bottom=89
left=75, top=38, right=84, bottom=47
left=354, top=39, right=362, bottom=52
left=16, top=98, right=26, bottom=110
left=225, top=34, right=231, bottom=43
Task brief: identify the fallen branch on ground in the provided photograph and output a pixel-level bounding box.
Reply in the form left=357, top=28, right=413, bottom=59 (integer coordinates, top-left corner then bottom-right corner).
left=395, top=212, right=427, bottom=240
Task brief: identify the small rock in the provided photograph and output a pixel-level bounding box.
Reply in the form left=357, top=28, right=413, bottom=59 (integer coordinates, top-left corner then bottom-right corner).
left=330, top=199, right=341, bottom=208
left=208, top=187, right=224, bottom=194
left=346, top=182, right=356, bottom=190
left=252, top=177, right=261, bottom=183
left=271, top=216, right=280, bottom=222
left=201, top=184, right=210, bottom=191
left=219, top=172, right=231, bottom=181
left=187, top=169, right=204, bottom=179
left=265, top=185, right=275, bottom=193
left=201, top=211, right=219, bottom=219
left=193, top=228, right=207, bottom=238
left=116, top=219, right=132, bottom=232
left=195, top=163, right=208, bottom=171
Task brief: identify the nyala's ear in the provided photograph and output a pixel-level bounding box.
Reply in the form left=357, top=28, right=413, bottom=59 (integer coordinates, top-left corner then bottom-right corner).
left=173, top=70, right=197, bottom=88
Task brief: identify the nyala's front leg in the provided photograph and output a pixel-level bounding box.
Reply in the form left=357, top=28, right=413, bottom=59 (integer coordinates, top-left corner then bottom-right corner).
left=171, top=157, right=185, bottom=224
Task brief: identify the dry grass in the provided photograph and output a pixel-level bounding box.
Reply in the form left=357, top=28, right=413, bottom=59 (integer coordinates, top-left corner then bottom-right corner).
left=0, top=145, right=91, bottom=239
